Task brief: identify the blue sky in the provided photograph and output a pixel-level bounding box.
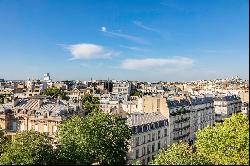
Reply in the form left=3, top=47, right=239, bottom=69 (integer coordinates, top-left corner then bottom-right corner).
left=0, top=0, right=248, bottom=81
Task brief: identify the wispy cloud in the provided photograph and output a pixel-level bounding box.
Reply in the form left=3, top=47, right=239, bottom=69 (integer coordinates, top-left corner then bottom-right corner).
left=133, top=20, right=159, bottom=33
left=120, top=45, right=147, bottom=52
left=100, top=26, right=147, bottom=44
left=120, top=57, right=194, bottom=70
left=62, top=43, right=118, bottom=60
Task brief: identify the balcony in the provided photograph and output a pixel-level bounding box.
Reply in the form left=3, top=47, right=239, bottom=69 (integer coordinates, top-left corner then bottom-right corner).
left=174, top=117, right=190, bottom=123
left=170, top=108, right=191, bottom=116
left=173, top=124, right=190, bottom=132
left=173, top=132, right=190, bottom=140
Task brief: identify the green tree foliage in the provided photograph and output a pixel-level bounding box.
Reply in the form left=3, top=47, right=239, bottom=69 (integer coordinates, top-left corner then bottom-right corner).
left=56, top=111, right=131, bottom=165
left=195, top=113, right=249, bottom=165
left=150, top=142, right=211, bottom=165
left=0, top=95, right=5, bottom=104
left=0, top=130, right=55, bottom=165
left=55, top=116, right=90, bottom=165
left=0, top=127, right=8, bottom=155
left=81, top=94, right=100, bottom=114
left=42, top=87, right=69, bottom=101
left=130, top=91, right=141, bottom=97
left=132, top=159, right=141, bottom=165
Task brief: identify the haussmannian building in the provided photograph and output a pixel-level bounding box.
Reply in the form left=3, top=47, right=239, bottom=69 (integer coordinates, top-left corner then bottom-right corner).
left=126, top=112, right=169, bottom=165
left=213, top=95, right=242, bottom=122
left=0, top=96, right=79, bottom=140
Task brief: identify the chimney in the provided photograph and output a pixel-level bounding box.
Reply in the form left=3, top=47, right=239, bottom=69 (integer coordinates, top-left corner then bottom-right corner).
left=57, top=96, right=60, bottom=105
left=37, top=99, right=43, bottom=108
left=4, top=97, right=8, bottom=104
left=12, top=97, right=19, bottom=107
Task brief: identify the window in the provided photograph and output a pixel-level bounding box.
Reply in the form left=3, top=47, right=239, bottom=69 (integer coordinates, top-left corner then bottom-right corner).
left=152, top=143, right=155, bottom=152
left=158, top=141, right=161, bottom=150
left=142, top=146, right=146, bottom=155
left=135, top=137, right=140, bottom=146
left=136, top=149, right=139, bottom=158
left=158, top=130, right=161, bottom=139
left=143, top=135, right=146, bottom=144
left=157, top=99, right=160, bottom=108
left=148, top=134, right=151, bottom=142
left=152, top=133, right=155, bottom=141
left=147, top=145, right=151, bottom=154
left=164, top=129, right=167, bottom=137
left=44, top=124, right=48, bottom=133
left=35, top=124, right=39, bottom=132
left=12, top=122, right=17, bottom=131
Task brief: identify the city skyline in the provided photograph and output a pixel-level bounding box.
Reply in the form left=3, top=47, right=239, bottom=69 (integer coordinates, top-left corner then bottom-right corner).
left=0, top=0, right=249, bottom=81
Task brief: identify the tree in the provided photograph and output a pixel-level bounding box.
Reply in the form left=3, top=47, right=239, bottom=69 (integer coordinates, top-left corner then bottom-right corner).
left=81, top=94, right=100, bottom=114
left=0, top=127, right=8, bottom=155
left=130, top=91, right=142, bottom=97
left=56, top=111, right=131, bottom=165
left=55, top=116, right=91, bottom=165
left=150, top=142, right=211, bottom=165
left=195, top=113, right=249, bottom=165
left=82, top=111, right=131, bottom=165
left=42, top=87, right=69, bottom=101
left=0, top=95, right=5, bottom=104
left=132, top=159, right=141, bottom=165
left=0, top=130, right=55, bottom=165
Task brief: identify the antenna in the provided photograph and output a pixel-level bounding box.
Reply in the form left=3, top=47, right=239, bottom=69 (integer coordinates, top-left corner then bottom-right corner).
left=108, top=76, right=110, bottom=91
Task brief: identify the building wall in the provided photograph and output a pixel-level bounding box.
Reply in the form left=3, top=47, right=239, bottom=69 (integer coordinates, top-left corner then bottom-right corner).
left=142, top=96, right=168, bottom=117
left=167, top=106, right=191, bottom=144
left=214, top=98, right=241, bottom=122
left=0, top=113, right=62, bottom=139
left=127, top=124, right=169, bottom=164
left=189, top=102, right=215, bottom=142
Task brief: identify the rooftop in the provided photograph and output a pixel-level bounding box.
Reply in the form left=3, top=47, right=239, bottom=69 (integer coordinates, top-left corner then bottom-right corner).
left=126, top=112, right=167, bottom=127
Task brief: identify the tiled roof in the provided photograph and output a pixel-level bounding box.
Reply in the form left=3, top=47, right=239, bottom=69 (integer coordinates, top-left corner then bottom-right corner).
left=213, top=95, right=240, bottom=101
left=166, top=99, right=190, bottom=108
left=126, top=112, right=167, bottom=127
left=0, top=98, right=75, bottom=118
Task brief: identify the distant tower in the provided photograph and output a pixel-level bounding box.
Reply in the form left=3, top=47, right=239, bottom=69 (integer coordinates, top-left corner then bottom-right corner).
left=108, top=77, right=110, bottom=91
left=44, top=73, right=51, bottom=82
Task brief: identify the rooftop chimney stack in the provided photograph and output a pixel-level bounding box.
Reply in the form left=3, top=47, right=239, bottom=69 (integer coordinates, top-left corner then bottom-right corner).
left=12, top=97, right=19, bottom=107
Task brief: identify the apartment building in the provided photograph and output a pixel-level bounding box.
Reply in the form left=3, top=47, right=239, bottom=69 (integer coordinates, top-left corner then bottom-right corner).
left=189, top=96, right=215, bottom=142
left=25, top=80, right=47, bottom=97
left=0, top=85, right=14, bottom=96
left=112, top=82, right=131, bottom=96
left=67, top=87, right=94, bottom=102
left=126, top=112, right=169, bottom=165
left=121, top=98, right=143, bottom=114
left=0, top=96, right=78, bottom=140
left=138, top=84, right=165, bottom=95
left=166, top=99, right=191, bottom=144
left=213, top=95, right=242, bottom=122
left=241, top=102, right=249, bottom=116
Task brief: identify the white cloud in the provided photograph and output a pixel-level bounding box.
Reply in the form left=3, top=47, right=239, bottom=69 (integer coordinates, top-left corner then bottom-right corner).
left=100, top=26, right=147, bottom=44
left=101, top=26, right=107, bottom=32
left=65, top=43, right=118, bottom=60
left=120, top=57, right=194, bottom=70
